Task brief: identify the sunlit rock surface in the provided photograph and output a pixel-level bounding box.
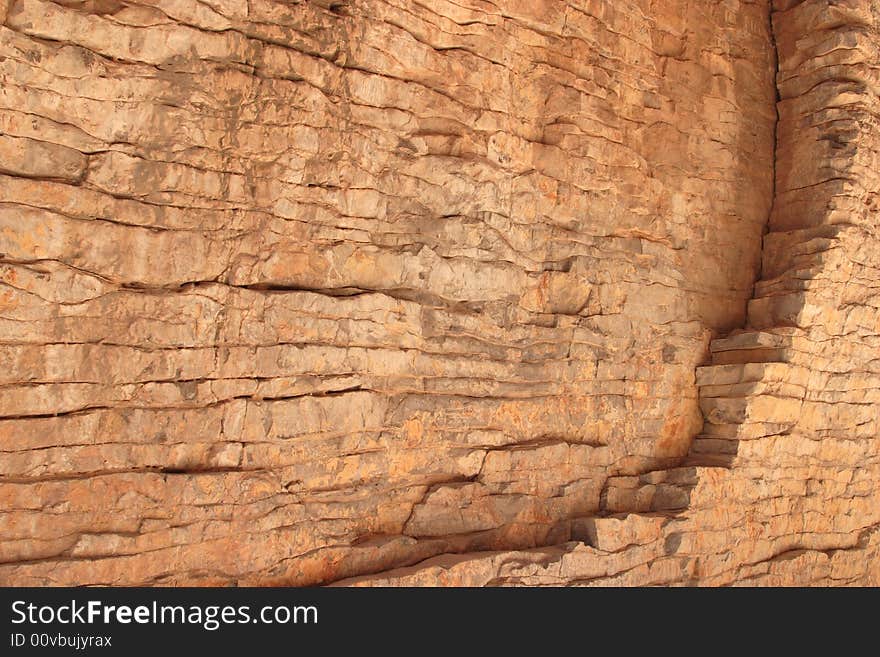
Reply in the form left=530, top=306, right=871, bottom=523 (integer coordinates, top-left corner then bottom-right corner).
left=0, top=0, right=876, bottom=586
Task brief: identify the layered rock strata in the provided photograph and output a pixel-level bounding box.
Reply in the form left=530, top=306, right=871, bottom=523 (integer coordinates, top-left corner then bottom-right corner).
left=0, top=0, right=875, bottom=586
left=341, top=0, right=880, bottom=586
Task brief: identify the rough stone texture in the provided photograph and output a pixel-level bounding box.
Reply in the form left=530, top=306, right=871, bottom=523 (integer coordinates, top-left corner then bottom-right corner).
left=0, top=0, right=875, bottom=586
left=340, top=0, right=880, bottom=587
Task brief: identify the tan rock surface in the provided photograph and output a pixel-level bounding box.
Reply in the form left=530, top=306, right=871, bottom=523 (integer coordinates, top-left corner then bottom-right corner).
left=0, top=0, right=876, bottom=586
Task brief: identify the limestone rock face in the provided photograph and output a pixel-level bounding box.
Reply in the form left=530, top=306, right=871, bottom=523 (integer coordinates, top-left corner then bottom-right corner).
left=0, top=0, right=875, bottom=586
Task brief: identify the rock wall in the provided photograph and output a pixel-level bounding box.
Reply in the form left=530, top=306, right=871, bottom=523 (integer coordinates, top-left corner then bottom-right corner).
left=340, top=0, right=880, bottom=586
left=0, top=0, right=875, bottom=586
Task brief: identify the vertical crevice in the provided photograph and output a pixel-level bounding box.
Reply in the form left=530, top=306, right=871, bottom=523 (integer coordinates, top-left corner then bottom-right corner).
left=753, top=3, right=782, bottom=305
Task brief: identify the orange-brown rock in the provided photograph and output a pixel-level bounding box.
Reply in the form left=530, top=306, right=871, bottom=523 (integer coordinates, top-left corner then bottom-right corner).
left=0, top=0, right=876, bottom=586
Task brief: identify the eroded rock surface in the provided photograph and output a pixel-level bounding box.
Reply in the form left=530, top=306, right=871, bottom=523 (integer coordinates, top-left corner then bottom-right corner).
left=0, top=0, right=875, bottom=586
left=340, top=0, right=880, bottom=587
